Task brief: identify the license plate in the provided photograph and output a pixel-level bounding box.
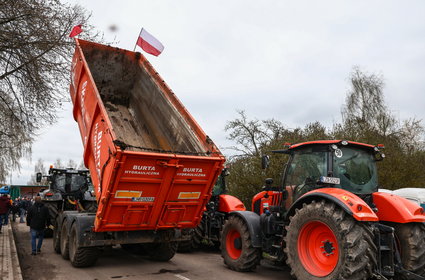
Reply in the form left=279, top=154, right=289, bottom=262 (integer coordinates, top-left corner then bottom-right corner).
left=320, top=176, right=340, bottom=185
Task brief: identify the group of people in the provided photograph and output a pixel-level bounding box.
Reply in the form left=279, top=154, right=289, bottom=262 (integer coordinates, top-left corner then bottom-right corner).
left=0, top=193, right=51, bottom=255
left=0, top=195, right=32, bottom=226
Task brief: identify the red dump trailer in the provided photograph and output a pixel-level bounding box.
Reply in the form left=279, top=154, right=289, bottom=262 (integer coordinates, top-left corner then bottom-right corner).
left=54, top=39, right=225, bottom=267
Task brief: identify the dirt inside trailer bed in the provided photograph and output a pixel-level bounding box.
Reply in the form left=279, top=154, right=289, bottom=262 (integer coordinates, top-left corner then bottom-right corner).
left=81, top=45, right=206, bottom=154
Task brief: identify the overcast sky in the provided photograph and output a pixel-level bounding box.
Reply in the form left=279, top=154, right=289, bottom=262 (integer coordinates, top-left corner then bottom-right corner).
left=11, top=0, right=425, bottom=185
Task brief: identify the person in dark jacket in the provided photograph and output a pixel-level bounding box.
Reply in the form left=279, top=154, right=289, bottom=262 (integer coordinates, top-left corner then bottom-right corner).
left=0, top=194, right=11, bottom=233
left=26, top=196, right=50, bottom=255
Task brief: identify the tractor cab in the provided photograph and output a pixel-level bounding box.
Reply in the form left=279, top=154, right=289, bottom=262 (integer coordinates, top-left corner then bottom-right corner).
left=282, top=140, right=383, bottom=202
left=48, top=168, right=91, bottom=197
left=254, top=140, right=385, bottom=215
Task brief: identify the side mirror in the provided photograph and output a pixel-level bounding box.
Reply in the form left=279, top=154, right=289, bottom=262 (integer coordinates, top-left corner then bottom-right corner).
left=36, top=172, right=42, bottom=183
left=261, top=155, right=270, bottom=169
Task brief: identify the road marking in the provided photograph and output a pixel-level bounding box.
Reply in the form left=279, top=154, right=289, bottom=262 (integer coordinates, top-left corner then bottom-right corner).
left=175, top=274, right=191, bottom=280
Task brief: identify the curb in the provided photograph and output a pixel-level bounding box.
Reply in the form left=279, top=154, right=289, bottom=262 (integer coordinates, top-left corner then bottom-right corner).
left=9, top=223, right=23, bottom=280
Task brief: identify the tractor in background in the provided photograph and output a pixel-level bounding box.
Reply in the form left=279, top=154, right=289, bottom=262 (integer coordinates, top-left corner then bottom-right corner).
left=36, top=166, right=97, bottom=236
left=178, top=168, right=246, bottom=252
left=221, top=140, right=425, bottom=280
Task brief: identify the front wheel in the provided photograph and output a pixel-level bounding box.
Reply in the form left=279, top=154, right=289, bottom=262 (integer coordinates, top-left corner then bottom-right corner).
left=220, top=215, right=261, bottom=272
left=285, top=200, right=377, bottom=280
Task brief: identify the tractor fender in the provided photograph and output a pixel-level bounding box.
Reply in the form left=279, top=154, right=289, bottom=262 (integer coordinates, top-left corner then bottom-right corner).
left=373, top=192, right=425, bottom=223
left=229, top=211, right=262, bottom=247
left=218, top=194, right=246, bottom=213
left=286, top=188, right=379, bottom=222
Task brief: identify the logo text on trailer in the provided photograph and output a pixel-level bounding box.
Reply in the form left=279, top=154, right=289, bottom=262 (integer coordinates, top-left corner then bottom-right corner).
left=177, top=167, right=206, bottom=177
left=124, top=165, right=159, bottom=176
left=80, top=80, right=88, bottom=133
left=93, top=122, right=103, bottom=192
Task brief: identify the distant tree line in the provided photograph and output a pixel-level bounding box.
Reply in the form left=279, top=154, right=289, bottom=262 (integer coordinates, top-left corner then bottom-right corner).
left=225, top=67, right=425, bottom=208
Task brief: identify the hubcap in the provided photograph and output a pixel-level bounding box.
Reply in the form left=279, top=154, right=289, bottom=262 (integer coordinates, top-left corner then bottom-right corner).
left=226, top=229, right=242, bottom=259
left=298, top=221, right=339, bottom=277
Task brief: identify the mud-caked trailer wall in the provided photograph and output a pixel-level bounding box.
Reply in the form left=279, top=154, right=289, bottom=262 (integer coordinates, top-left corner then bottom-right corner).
left=70, top=39, right=224, bottom=233
left=80, top=43, right=206, bottom=154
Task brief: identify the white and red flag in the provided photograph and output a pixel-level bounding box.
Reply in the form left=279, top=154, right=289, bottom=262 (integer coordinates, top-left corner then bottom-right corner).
left=69, top=24, right=83, bottom=38
left=136, top=28, right=164, bottom=56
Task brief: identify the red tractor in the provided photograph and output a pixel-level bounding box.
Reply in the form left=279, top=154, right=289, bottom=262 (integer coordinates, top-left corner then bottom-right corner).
left=221, top=140, right=425, bottom=280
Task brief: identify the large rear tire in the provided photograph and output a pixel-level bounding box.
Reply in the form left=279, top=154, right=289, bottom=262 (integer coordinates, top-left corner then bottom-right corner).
left=43, top=202, right=58, bottom=238
left=69, top=223, right=99, bottom=267
left=220, top=215, right=261, bottom=272
left=53, top=218, right=61, bottom=254
left=285, top=200, right=377, bottom=280
left=60, top=221, right=70, bottom=260
left=143, top=242, right=178, bottom=261
left=393, top=222, right=425, bottom=278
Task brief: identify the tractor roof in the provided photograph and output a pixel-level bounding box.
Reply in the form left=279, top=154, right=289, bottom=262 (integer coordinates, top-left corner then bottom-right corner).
left=272, top=140, right=377, bottom=154
left=289, top=140, right=375, bottom=150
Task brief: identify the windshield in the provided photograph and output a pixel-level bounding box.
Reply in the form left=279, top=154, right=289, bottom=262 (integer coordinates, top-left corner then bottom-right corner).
left=285, top=146, right=328, bottom=200
left=53, top=173, right=88, bottom=193
left=333, top=147, right=378, bottom=194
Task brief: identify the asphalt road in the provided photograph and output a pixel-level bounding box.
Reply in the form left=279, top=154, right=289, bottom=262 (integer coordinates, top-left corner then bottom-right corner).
left=12, top=222, right=291, bottom=280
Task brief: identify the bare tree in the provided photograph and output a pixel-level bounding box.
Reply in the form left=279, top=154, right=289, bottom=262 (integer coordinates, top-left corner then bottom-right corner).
left=225, top=110, right=287, bottom=156
left=0, top=0, right=100, bottom=181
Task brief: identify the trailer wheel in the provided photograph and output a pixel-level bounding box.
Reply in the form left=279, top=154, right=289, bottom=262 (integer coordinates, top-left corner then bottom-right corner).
left=60, top=221, right=70, bottom=260
left=143, top=242, right=178, bottom=261
left=69, top=223, right=99, bottom=267
left=221, top=215, right=261, bottom=272
left=53, top=218, right=61, bottom=254
left=393, top=222, right=425, bottom=277
left=285, top=200, right=376, bottom=280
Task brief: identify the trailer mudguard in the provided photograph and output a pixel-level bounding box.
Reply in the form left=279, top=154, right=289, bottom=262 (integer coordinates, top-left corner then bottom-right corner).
left=72, top=214, right=97, bottom=246
left=286, top=188, right=379, bottom=222
left=229, top=211, right=262, bottom=247
left=373, top=192, right=425, bottom=223
left=58, top=211, right=78, bottom=235
left=218, top=194, right=246, bottom=213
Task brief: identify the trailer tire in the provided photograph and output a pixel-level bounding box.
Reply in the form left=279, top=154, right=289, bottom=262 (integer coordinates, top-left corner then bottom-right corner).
left=60, top=221, right=70, bottom=260
left=69, top=223, right=99, bottom=267
left=221, top=215, right=261, bottom=272
left=53, top=219, right=61, bottom=254
left=144, top=242, right=178, bottom=261
left=285, top=200, right=376, bottom=280
left=393, top=222, right=425, bottom=278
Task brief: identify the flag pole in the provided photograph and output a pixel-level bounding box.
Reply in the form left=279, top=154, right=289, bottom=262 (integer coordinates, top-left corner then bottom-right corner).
left=133, top=28, right=143, bottom=52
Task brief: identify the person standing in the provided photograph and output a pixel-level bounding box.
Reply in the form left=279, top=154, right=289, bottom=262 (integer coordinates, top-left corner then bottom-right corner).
left=26, top=196, right=50, bottom=255
left=0, top=193, right=11, bottom=233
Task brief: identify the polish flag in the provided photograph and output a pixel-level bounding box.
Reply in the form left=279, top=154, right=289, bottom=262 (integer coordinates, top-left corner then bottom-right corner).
left=136, top=28, right=164, bottom=56
left=69, top=24, right=83, bottom=38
